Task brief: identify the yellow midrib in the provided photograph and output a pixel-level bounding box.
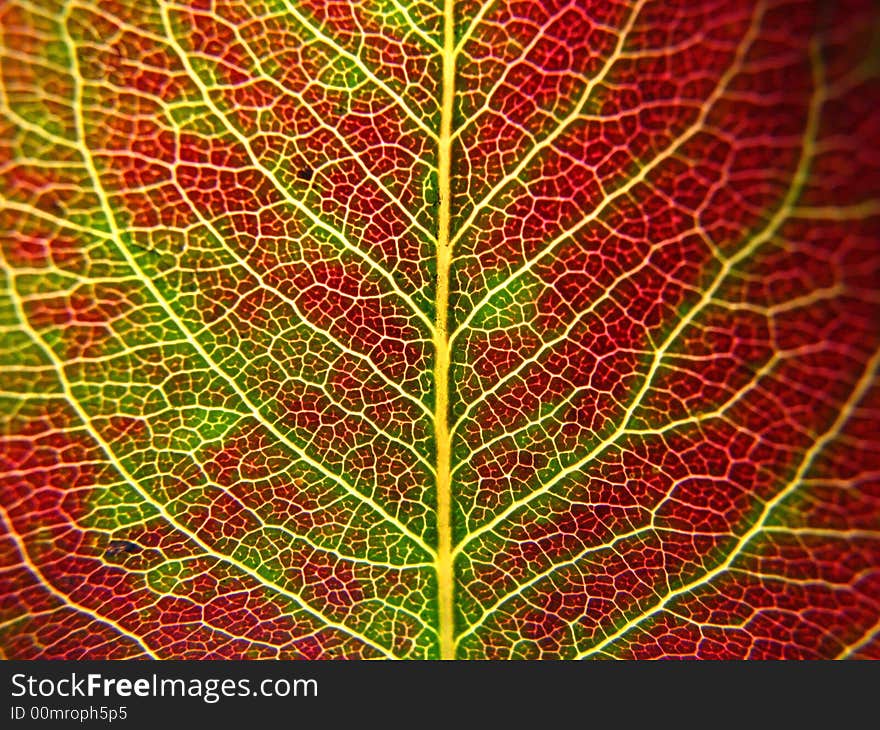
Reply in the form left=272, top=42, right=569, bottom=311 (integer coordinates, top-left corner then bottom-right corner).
left=434, top=0, right=456, bottom=660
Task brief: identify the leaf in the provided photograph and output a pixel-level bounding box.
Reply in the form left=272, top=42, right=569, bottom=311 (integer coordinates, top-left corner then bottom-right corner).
left=1, top=0, right=878, bottom=659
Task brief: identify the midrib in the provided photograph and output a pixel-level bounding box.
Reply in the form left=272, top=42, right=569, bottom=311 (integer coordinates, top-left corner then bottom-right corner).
left=434, top=0, right=456, bottom=660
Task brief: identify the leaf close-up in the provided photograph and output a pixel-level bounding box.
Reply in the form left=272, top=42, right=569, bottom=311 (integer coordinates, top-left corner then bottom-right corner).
left=1, top=0, right=878, bottom=659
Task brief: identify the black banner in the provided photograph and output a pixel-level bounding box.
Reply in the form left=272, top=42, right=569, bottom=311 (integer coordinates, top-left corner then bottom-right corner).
left=1, top=660, right=877, bottom=728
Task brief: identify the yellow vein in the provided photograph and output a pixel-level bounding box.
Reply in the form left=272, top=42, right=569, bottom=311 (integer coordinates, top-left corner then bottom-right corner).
left=791, top=200, right=880, bottom=220
left=454, top=0, right=498, bottom=54
left=434, top=0, right=456, bottom=661
left=837, top=616, right=880, bottom=659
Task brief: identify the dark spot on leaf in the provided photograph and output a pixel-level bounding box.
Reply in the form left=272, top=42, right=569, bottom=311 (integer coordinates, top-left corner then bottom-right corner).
left=106, top=540, right=139, bottom=556
left=298, top=167, right=314, bottom=181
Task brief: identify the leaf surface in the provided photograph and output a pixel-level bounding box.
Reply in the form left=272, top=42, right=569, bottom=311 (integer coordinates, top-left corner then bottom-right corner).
left=1, top=0, right=879, bottom=659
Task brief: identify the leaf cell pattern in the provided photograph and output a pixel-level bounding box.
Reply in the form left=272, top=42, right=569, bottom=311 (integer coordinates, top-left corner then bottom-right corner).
left=0, top=0, right=878, bottom=659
